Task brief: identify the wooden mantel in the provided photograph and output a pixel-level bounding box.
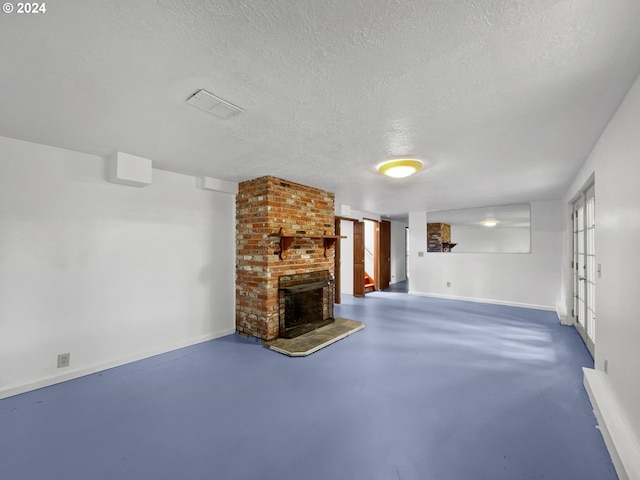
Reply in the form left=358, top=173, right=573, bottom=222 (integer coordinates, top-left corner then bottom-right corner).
left=271, top=228, right=346, bottom=260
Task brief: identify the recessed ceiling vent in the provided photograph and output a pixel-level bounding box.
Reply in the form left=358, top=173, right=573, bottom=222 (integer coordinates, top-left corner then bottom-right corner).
left=186, top=89, right=244, bottom=119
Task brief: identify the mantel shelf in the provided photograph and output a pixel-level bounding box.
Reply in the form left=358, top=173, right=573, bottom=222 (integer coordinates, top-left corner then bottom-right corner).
left=271, top=228, right=346, bottom=260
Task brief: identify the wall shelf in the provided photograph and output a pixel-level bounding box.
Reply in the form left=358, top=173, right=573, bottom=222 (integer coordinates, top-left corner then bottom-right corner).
left=272, top=228, right=345, bottom=260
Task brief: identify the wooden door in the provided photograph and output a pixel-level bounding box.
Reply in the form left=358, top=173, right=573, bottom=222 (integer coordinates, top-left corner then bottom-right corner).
left=373, top=220, right=380, bottom=291
left=334, top=218, right=341, bottom=304
left=353, top=221, right=365, bottom=297
left=379, top=220, right=391, bottom=290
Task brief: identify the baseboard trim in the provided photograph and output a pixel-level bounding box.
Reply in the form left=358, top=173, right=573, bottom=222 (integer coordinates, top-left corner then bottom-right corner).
left=0, top=327, right=236, bottom=400
left=583, top=368, right=640, bottom=480
left=556, top=303, right=573, bottom=326
left=407, top=291, right=555, bottom=312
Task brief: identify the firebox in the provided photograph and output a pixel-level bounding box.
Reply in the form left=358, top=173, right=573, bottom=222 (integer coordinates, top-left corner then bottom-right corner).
left=278, top=270, right=335, bottom=339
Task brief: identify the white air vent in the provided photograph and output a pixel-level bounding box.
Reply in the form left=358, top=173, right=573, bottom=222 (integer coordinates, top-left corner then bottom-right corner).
left=186, top=89, right=244, bottom=119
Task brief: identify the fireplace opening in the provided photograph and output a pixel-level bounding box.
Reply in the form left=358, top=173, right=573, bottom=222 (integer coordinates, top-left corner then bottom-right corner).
left=278, top=270, right=335, bottom=339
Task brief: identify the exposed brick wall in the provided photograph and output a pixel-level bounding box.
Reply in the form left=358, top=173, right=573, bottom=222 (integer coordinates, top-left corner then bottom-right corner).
left=236, top=176, right=336, bottom=340
left=427, top=223, right=451, bottom=252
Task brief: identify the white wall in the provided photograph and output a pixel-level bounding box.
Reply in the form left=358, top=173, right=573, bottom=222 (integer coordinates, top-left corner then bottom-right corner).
left=0, top=136, right=236, bottom=398
left=408, top=201, right=562, bottom=310
left=562, top=73, right=640, bottom=478
left=390, top=220, right=407, bottom=284
left=408, top=211, right=427, bottom=284
left=339, top=219, right=354, bottom=295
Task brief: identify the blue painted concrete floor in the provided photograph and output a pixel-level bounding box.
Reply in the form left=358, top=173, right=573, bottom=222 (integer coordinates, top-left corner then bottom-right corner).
left=0, top=293, right=616, bottom=480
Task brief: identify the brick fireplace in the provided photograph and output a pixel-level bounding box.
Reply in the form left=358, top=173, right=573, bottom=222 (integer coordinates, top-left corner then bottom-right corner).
left=235, top=176, right=337, bottom=341
left=427, top=222, right=456, bottom=252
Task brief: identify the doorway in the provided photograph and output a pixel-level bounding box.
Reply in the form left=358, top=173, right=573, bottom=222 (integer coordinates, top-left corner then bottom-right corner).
left=336, top=217, right=391, bottom=298
left=572, top=183, right=596, bottom=356
left=362, top=219, right=391, bottom=293
left=364, top=219, right=376, bottom=292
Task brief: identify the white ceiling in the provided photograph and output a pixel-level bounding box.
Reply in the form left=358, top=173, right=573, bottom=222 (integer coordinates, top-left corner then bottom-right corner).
left=2, top=1, right=640, bottom=216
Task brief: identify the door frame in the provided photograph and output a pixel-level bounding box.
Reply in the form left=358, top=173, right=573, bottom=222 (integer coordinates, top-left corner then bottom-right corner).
left=353, top=219, right=365, bottom=297
left=572, top=182, right=596, bottom=357
left=335, top=216, right=365, bottom=298
left=363, top=218, right=380, bottom=291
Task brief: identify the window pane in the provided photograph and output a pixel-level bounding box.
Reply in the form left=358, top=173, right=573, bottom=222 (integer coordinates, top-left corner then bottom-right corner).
left=577, top=206, right=584, bottom=230
left=578, top=233, right=584, bottom=254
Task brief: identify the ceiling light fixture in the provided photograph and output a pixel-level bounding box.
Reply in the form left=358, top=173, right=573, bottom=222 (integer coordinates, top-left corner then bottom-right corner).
left=481, top=218, right=499, bottom=227
left=377, top=158, right=423, bottom=178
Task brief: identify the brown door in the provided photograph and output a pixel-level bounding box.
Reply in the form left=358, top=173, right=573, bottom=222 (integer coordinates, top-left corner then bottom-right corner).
left=334, top=218, right=341, bottom=304
left=353, top=221, right=365, bottom=297
left=373, top=220, right=380, bottom=291
left=379, top=220, right=391, bottom=290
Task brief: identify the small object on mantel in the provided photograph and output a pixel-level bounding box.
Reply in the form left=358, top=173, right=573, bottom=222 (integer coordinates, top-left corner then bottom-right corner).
left=442, top=242, right=457, bottom=252
left=271, top=227, right=346, bottom=260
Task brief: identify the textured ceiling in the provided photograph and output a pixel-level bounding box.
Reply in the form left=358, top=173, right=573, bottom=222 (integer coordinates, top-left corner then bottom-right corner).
left=1, top=0, right=640, bottom=215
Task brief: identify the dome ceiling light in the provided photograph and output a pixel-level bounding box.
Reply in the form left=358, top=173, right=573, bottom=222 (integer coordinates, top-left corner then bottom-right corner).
left=481, top=218, right=499, bottom=227
left=377, top=159, right=423, bottom=178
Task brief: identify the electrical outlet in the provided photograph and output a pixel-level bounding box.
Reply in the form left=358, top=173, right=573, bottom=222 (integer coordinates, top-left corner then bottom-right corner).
left=57, top=353, right=70, bottom=368
left=603, top=358, right=608, bottom=374
left=446, top=281, right=451, bottom=287
left=418, top=251, right=424, bottom=257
